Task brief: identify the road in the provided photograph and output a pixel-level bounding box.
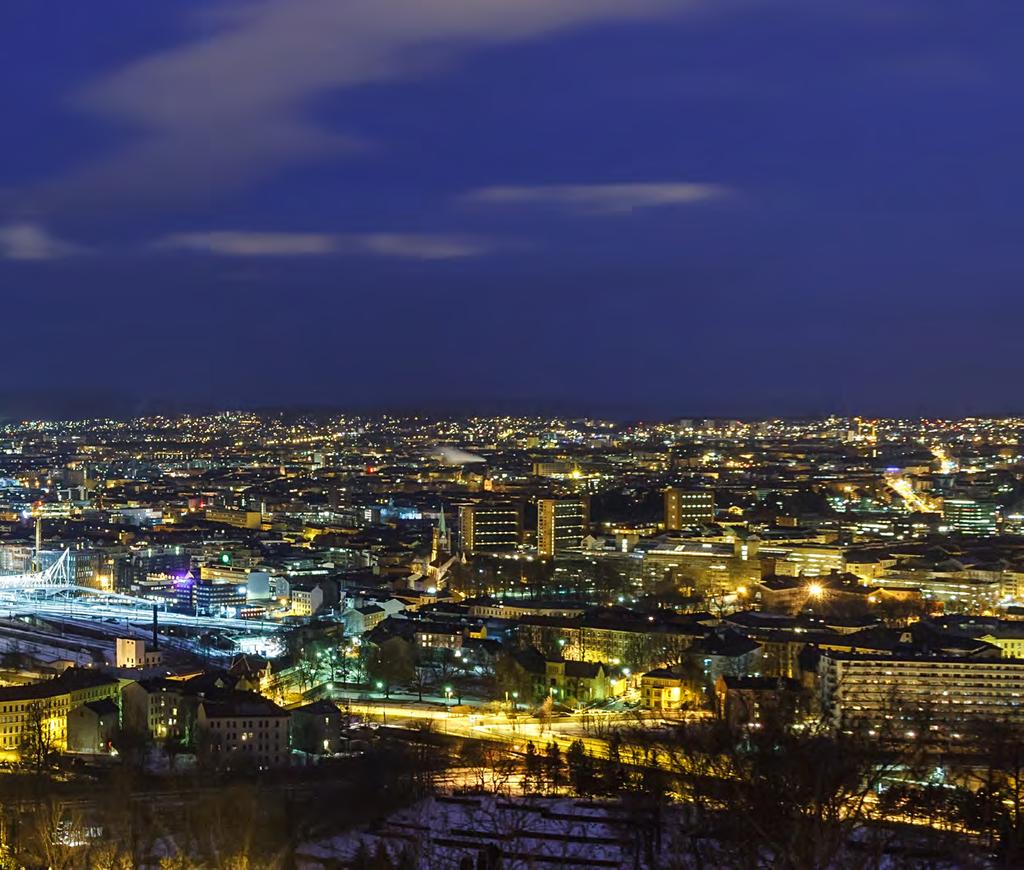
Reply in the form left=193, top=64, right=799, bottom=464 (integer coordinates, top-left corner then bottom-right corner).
left=341, top=698, right=687, bottom=766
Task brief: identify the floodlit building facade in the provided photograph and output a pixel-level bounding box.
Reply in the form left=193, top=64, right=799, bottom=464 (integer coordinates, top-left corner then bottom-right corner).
left=0, top=670, right=120, bottom=755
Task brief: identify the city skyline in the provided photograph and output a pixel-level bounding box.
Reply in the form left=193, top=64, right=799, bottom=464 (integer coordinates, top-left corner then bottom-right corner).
left=5, top=2, right=1024, bottom=417
left=0, top=387, right=1020, bottom=863
left=4, top=5, right=1024, bottom=865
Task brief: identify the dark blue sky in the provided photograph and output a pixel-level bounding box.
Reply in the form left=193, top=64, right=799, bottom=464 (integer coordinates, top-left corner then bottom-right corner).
left=2, top=1, right=1022, bottom=419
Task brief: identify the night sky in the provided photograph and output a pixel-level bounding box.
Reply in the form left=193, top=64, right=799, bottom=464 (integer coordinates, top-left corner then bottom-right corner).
left=2, top=1, right=1022, bottom=420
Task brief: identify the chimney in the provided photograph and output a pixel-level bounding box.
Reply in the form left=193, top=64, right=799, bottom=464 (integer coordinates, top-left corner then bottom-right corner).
left=33, top=517, right=42, bottom=572
left=152, top=605, right=159, bottom=651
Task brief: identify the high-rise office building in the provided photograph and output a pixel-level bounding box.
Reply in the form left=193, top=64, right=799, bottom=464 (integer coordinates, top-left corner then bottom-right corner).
left=460, top=503, right=523, bottom=553
left=115, top=547, right=191, bottom=591
left=664, top=488, right=715, bottom=531
left=537, top=498, right=589, bottom=556
left=942, top=496, right=998, bottom=536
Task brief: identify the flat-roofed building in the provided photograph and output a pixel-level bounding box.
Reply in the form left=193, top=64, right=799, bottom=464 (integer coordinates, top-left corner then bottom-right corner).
left=819, top=647, right=1024, bottom=739
left=537, top=498, right=589, bottom=557
left=115, top=637, right=163, bottom=670
left=460, top=503, right=523, bottom=553
left=873, top=572, right=1000, bottom=612
left=204, top=508, right=263, bottom=530
left=943, top=497, right=998, bottom=536
left=664, top=488, right=715, bottom=531
left=762, top=544, right=846, bottom=577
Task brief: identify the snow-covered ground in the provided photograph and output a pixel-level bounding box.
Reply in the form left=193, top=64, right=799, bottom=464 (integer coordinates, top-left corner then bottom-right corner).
left=0, top=617, right=110, bottom=667
left=296, top=792, right=981, bottom=870
left=298, top=794, right=676, bottom=869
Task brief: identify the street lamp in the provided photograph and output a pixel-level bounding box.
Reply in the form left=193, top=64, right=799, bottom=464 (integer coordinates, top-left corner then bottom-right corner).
left=376, top=680, right=387, bottom=725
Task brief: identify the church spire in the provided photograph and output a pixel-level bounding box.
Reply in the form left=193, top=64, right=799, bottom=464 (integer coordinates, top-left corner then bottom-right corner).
left=431, top=502, right=451, bottom=563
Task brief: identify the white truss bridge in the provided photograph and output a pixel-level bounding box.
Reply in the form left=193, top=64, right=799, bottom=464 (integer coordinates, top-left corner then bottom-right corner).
left=0, top=548, right=74, bottom=591
left=0, top=551, right=278, bottom=638
left=0, top=549, right=149, bottom=605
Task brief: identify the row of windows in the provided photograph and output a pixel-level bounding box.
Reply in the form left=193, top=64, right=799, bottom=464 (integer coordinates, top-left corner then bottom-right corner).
left=218, top=731, right=285, bottom=742
left=839, top=675, right=1024, bottom=686
left=209, top=718, right=282, bottom=729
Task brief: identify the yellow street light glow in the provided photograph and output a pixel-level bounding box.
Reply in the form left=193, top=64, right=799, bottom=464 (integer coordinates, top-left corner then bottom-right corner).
left=807, top=581, right=824, bottom=599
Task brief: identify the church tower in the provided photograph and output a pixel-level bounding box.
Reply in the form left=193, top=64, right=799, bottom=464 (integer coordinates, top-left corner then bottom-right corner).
left=431, top=504, right=451, bottom=563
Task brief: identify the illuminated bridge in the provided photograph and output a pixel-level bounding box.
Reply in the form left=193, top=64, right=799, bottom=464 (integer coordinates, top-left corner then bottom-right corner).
left=0, top=548, right=75, bottom=593
left=0, top=550, right=280, bottom=637
left=0, top=549, right=159, bottom=605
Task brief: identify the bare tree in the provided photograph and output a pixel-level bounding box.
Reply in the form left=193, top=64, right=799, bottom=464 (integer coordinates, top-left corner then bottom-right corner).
left=13, top=797, right=86, bottom=870
left=627, top=711, right=914, bottom=869
left=19, top=701, right=55, bottom=775
left=957, top=719, right=1024, bottom=863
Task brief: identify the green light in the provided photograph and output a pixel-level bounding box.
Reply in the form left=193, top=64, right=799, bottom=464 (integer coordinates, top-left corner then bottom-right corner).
left=220, top=553, right=231, bottom=564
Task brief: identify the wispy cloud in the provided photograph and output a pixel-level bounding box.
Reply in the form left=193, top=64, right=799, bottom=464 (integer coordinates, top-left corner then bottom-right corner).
left=40, top=0, right=682, bottom=207
left=0, top=222, right=85, bottom=261
left=157, top=230, right=488, bottom=260
left=157, top=232, right=337, bottom=257
left=349, top=234, right=487, bottom=259
left=462, top=182, right=732, bottom=214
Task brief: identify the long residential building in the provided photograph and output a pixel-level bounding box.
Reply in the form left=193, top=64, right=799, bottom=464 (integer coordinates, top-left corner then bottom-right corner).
left=0, top=669, right=121, bottom=755
left=819, top=649, right=1024, bottom=739
left=517, top=611, right=706, bottom=670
